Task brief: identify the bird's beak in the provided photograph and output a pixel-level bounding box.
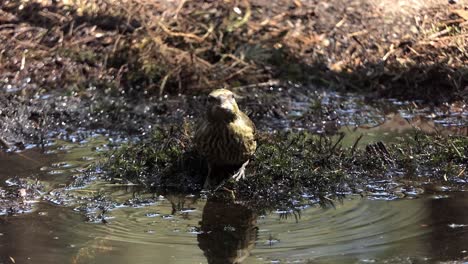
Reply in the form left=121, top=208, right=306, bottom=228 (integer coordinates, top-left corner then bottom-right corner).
left=233, top=93, right=243, bottom=100
left=219, top=100, right=234, bottom=112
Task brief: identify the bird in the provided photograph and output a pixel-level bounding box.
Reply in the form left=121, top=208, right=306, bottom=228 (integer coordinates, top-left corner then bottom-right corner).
left=194, top=88, right=256, bottom=190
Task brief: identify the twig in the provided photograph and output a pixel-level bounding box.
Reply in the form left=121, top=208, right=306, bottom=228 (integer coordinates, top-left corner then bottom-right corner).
left=0, top=23, right=20, bottom=30
left=156, top=20, right=213, bottom=43
left=334, top=15, right=347, bottom=28
left=159, top=66, right=181, bottom=96
left=223, top=65, right=252, bottom=82
left=38, top=10, right=68, bottom=23
left=428, top=27, right=452, bottom=39
left=220, top=53, right=250, bottom=66
left=407, top=45, right=421, bottom=56
left=0, top=137, right=9, bottom=149
left=227, top=0, right=251, bottom=32
left=174, top=0, right=188, bottom=19
left=382, top=43, right=396, bottom=61
left=70, top=35, right=100, bottom=46
left=351, top=134, right=364, bottom=155
left=231, top=80, right=280, bottom=90
left=450, top=141, right=463, bottom=158
left=420, top=32, right=468, bottom=43
left=348, top=30, right=368, bottom=37
left=11, top=39, right=49, bottom=50
left=327, top=133, right=345, bottom=159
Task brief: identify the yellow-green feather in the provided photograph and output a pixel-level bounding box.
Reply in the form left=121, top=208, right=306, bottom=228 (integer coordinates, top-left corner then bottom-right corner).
left=195, top=109, right=256, bottom=166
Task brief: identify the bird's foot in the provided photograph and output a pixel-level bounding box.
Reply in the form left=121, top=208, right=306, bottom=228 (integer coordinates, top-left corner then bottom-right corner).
left=211, top=183, right=236, bottom=200
left=232, top=160, right=249, bottom=181
left=202, top=177, right=211, bottom=190
left=222, top=187, right=236, bottom=200
left=202, top=165, right=212, bottom=190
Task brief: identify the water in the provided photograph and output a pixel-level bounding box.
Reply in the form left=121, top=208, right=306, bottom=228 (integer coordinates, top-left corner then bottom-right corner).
left=1, top=90, right=467, bottom=263
left=1, top=191, right=468, bottom=263
left=257, top=193, right=468, bottom=263
left=2, top=149, right=468, bottom=264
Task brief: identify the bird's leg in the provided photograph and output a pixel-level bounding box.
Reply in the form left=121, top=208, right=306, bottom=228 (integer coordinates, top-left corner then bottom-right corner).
left=232, top=160, right=249, bottom=181
left=222, top=187, right=236, bottom=200
left=203, top=164, right=212, bottom=190
left=212, top=182, right=236, bottom=200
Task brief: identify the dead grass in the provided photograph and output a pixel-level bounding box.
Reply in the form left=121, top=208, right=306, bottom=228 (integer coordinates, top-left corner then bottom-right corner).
left=0, top=0, right=467, bottom=102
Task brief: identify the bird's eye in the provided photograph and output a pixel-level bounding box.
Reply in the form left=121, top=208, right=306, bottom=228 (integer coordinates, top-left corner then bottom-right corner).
left=207, top=96, right=217, bottom=103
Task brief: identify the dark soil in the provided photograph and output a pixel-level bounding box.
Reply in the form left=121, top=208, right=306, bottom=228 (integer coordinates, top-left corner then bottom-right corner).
left=0, top=1, right=467, bottom=212
left=1, top=0, right=467, bottom=146
left=1, top=0, right=467, bottom=97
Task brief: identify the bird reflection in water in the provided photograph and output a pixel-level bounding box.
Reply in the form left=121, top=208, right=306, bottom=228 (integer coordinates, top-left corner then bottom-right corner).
left=198, top=196, right=258, bottom=264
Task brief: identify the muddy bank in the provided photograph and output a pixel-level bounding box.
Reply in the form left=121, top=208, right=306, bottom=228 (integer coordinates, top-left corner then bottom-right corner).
left=2, top=81, right=467, bottom=152
left=0, top=0, right=467, bottom=216
left=0, top=110, right=466, bottom=223
left=1, top=0, right=468, bottom=148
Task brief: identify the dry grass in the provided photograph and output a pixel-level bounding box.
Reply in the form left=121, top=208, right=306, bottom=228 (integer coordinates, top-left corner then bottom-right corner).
left=0, top=0, right=467, bottom=101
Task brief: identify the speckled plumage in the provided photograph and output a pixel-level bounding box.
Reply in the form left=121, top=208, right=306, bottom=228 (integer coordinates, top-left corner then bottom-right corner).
left=195, top=111, right=256, bottom=166
left=194, top=89, right=256, bottom=187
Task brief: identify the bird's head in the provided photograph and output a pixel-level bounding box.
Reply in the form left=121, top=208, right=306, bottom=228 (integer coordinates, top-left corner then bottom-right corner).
left=206, top=89, right=240, bottom=122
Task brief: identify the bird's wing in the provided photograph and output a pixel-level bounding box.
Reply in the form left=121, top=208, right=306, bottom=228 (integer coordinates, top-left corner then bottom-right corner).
left=240, top=111, right=256, bottom=138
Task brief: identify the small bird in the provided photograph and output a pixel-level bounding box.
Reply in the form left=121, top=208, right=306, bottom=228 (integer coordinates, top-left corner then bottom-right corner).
left=194, top=89, right=256, bottom=189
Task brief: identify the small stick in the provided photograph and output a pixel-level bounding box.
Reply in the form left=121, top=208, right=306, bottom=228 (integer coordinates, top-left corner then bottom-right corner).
left=0, top=137, right=9, bottom=149
left=231, top=80, right=280, bottom=90
left=351, top=134, right=364, bottom=155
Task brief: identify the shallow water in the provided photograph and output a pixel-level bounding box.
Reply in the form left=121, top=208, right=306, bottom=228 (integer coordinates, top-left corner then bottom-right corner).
left=1, top=91, right=467, bottom=263
left=1, top=141, right=467, bottom=264
left=2, top=191, right=468, bottom=263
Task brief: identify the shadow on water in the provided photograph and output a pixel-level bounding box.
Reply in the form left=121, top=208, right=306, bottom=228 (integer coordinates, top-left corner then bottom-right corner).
left=0, top=148, right=57, bottom=184
left=428, top=192, right=468, bottom=262
left=198, top=197, right=258, bottom=264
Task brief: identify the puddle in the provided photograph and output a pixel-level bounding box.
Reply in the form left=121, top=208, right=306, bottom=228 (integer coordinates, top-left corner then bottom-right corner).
left=2, top=192, right=468, bottom=263
left=339, top=112, right=468, bottom=149
left=0, top=135, right=109, bottom=187
left=0, top=88, right=467, bottom=263
left=257, top=193, right=468, bottom=263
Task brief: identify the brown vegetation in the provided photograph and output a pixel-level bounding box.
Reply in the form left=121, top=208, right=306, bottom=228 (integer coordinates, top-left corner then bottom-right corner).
left=0, top=0, right=467, bottom=101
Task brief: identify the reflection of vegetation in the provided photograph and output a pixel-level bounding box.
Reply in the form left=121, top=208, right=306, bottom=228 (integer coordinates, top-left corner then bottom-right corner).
left=72, top=237, right=113, bottom=264
left=101, top=126, right=467, bottom=212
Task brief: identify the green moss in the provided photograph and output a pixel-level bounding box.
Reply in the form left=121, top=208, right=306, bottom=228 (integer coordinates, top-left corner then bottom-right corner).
left=391, top=133, right=468, bottom=180
left=235, top=133, right=356, bottom=209
left=100, top=127, right=467, bottom=211
left=58, top=48, right=101, bottom=65
left=101, top=129, right=360, bottom=210
left=102, top=126, right=205, bottom=192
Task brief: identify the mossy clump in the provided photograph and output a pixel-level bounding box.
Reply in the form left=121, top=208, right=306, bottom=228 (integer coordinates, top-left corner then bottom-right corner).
left=101, top=127, right=468, bottom=211
left=233, top=133, right=363, bottom=209
left=100, top=128, right=375, bottom=210
left=390, top=133, right=468, bottom=181
left=101, top=126, right=206, bottom=193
